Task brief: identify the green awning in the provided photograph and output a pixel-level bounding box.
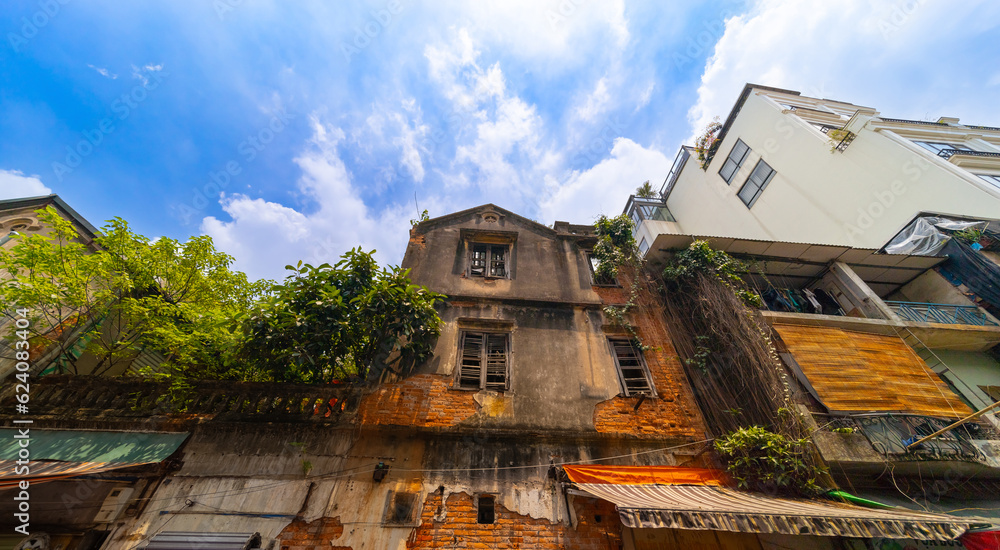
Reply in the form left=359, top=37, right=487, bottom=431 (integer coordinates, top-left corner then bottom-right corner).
left=0, top=429, right=188, bottom=463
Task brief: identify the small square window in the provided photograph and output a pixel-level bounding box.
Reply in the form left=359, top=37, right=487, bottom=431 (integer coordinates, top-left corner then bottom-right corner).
left=737, top=159, right=776, bottom=208
left=608, top=338, right=655, bottom=396
left=719, top=139, right=750, bottom=184
left=588, top=253, right=617, bottom=286
left=477, top=495, right=496, bottom=524
left=470, top=243, right=509, bottom=278
left=384, top=491, right=418, bottom=525
left=458, top=331, right=510, bottom=391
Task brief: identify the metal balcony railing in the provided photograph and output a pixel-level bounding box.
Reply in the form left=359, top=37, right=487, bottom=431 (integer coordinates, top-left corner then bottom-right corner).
left=885, top=301, right=999, bottom=327
left=625, top=196, right=675, bottom=229
left=936, top=149, right=1000, bottom=160
left=844, top=414, right=984, bottom=461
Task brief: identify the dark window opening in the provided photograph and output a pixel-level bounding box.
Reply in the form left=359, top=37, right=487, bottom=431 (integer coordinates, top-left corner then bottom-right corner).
left=737, top=159, right=776, bottom=208
left=385, top=492, right=417, bottom=524
left=719, top=139, right=750, bottom=183
left=458, top=331, right=510, bottom=391
left=914, top=141, right=975, bottom=156
left=470, top=243, right=508, bottom=278
left=608, top=338, right=654, bottom=396
left=477, top=495, right=496, bottom=524
left=588, top=253, right=617, bottom=286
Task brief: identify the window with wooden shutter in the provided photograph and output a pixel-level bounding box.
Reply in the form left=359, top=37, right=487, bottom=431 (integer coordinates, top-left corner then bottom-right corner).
left=458, top=331, right=509, bottom=390
left=608, top=338, right=654, bottom=396
left=469, top=243, right=508, bottom=278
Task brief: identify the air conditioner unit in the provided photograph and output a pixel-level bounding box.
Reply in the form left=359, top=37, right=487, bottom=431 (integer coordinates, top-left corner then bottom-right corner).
left=93, top=487, right=134, bottom=523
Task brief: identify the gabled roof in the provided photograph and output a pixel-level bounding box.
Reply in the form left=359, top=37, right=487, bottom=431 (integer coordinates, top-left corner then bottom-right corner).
left=0, top=194, right=100, bottom=239
left=413, top=203, right=557, bottom=235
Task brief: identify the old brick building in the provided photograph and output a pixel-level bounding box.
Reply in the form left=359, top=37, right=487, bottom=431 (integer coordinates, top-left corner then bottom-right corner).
left=2, top=204, right=983, bottom=549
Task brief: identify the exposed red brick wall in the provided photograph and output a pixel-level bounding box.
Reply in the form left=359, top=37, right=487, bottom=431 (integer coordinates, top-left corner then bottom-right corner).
left=277, top=517, right=351, bottom=550
left=359, top=374, right=477, bottom=428
left=591, top=274, right=708, bottom=440
left=407, top=491, right=622, bottom=549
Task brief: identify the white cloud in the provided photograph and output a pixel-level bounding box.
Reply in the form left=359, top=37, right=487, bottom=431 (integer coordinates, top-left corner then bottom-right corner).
left=575, top=77, right=611, bottom=122
left=0, top=169, right=52, bottom=200
left=687, top=0, right=1000, bottom=141
left=87, top=64, right=118, bottom=79
left=130, top=63, right=164, bottom=86
left=442, top=0, right=629, bottom=67
left=540, top=138, right=671, bottom=223
left=426, top=29, right=553, bottom=208
left=200, top=116, right=412, bottom=281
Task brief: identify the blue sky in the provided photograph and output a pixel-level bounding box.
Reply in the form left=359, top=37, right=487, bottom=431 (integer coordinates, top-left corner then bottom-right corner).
left=2, top=0, right=999, bottom=280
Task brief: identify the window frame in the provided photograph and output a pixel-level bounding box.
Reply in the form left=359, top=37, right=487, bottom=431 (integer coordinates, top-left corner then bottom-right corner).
left=976, top=174, right=1000, bottom=189
left=383, top=491, right=419, bottom=526
left=587, top=252, right=618, bottom=286
left=914, top=141, right=976, bottom=156
left=607, top=337, right=656, bottom=397
left=718, top=139, right=750, bottom=184
left=737, top=159, right=776, bottom=208
left=469, top=242, right=510, bottom=279
left=476, top=494, right=497, bottom=524
left=456, top=330, right=511, bottom=391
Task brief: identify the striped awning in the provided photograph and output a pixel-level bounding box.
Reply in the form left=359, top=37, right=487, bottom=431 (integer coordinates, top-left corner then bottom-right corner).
left=0, top=460, right=149, bottom=489
left=564, top=466, right=971, bottom=541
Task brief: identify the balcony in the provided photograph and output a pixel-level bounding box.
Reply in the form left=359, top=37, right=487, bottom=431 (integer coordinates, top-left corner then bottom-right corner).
left=886, top=301, right=999, bottom=327
left=814, top=412, right=996, bottom=471
left=937, top=149, right=1000, bottom=160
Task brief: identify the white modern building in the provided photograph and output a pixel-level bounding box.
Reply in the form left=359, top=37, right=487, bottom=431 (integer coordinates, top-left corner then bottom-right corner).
left=631, top=83, right=1000, bottom=257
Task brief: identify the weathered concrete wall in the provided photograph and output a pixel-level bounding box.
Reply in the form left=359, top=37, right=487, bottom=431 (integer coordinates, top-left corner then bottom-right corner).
left=403, top=206, right=601, bottom=305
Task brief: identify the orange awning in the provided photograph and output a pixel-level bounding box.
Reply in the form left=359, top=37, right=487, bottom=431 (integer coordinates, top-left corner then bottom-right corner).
left=563, top=465, right=729, bottom=486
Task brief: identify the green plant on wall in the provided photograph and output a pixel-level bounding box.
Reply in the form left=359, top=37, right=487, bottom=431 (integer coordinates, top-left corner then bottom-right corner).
left=662, top=240, right=762, bottom=308
left=715, top=426, right=825, bottom=496
left=694, top=118, right=722, bottom=170
left=592, top=214, right=637, bottom=284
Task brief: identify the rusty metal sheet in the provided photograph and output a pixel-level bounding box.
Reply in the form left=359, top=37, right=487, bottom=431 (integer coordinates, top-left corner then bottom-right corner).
left=773, top=324, right=972, bottom=418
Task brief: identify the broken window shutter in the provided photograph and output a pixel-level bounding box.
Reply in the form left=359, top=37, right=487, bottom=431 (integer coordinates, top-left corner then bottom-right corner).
left=489, top=245, right=507, bottom=278
left=611, top=338, right=652, bottom=395
left=459, top=332, right=484, bottom=388
left=484, top=333, right=508, bottom=390
left=470, top=244, right=488, bottom=277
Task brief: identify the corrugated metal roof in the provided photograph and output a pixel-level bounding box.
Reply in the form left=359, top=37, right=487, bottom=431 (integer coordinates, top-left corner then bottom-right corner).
left=0, top=429, right=188, bottom=463
left=141, top=532, right=261, bottom=550
left=576, top=483, right=970, bottom=541
left=773, top=324, right=973, bottom=418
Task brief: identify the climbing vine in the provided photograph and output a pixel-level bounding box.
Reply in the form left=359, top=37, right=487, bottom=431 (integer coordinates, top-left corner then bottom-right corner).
left=592, top=214, right=648, bottom=347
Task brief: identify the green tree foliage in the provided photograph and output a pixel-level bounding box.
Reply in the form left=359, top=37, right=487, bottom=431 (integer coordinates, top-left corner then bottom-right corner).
left=591, top=214, right=637, bottom=284
left=237, top=248, right=444, bottom=384
left=635, top=180, right=656, bottom=198
left=0, top=207, right=267, bottom=376
left=715, top=426, right=824, bottom=496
